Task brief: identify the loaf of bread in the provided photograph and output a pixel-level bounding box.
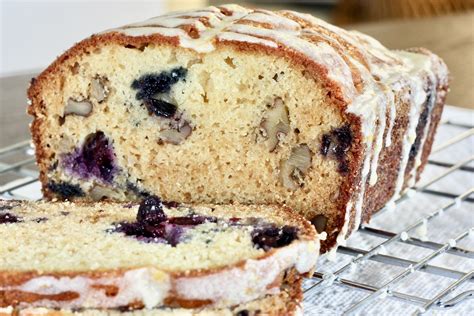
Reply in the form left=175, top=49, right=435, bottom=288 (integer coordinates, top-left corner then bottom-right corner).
left=0, top=198, right=317, bottom=311
left=27, top=4, right=449, bottom=253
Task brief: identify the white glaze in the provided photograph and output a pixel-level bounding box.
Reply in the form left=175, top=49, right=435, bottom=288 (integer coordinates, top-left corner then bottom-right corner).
left=218, top=31, right=278, bottom=48
left=242, top=11, right=301, bottom=30
left=3, top=240, right=318, bottom=309
left=174, top=239, right=318, bottom=306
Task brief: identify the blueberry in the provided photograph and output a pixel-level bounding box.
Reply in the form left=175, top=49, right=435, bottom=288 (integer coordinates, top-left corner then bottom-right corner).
left=47, top=181, right=84, bottom=199
left=251, top=225, right=298, bottom=250
left=168, top=215, right=216, bottom=226
left=144, top=99, right=177, bottom=118
left=165, top=224, right=185, bottom=247
left=110, top=221, right=174, bottom=244
left=82, top=132, right=115, bottom=181
left=320, top=124, right=352, bottom=174
left=131, top=67, right=187, bottom=100
left=0, top=212, right=21, bottom=224
left=236, top=310, right=249, bottom=316
left=409, top=89, right=434, bottom=160
left=62, top=131, right=117, bottom=183
left=137, top=196, right=167, bottom=225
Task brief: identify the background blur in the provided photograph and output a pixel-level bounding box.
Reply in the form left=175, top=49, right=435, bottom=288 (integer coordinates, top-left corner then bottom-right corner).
left=1, top=0, right=473, bottom=146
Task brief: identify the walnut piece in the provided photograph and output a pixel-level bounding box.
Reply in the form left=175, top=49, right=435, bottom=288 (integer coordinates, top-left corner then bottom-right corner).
left=90, top=185, right=116, bottom=201
left=159, top=122, right=192, bottom=145
left=310, top=214, right=328, bottom=233
left=258, top=98, right=290, bottom=152
left=64, top=99, right=92, bottom=117
left=280, top=144, right=312, bottom=190
left=90, top=77, right=108, bottom=103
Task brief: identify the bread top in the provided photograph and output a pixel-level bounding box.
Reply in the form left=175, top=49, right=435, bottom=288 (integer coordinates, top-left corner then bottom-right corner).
left=101, top=4, right=448, bottom=105
left=0, top=199, right=317, bottom=274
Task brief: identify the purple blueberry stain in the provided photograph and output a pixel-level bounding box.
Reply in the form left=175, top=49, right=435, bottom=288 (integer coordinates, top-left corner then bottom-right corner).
left=108, top=196, right=215, bottom=246
left=168, top=215, right=217, bottom=226
left=144, top=99, right=177, bottom=118
left=251, top=225, right=298, bottom=251
left=165, top=224, right=185, bottom=247
left=320, top=124, right=353, bottom=174
left=62, top=131, right=117, bottom=183
left=0, top=212, right=21, bottom=224
left=131, top=67, right=187, bottom=119
left=110, top=221, right=186, bottom=245
left=107, top=196, right=299, bottom=250
left=132, top=67, right=187, bottom=100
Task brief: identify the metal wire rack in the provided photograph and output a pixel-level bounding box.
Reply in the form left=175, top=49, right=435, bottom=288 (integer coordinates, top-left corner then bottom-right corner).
left=0, top=109, right=473, bottom=315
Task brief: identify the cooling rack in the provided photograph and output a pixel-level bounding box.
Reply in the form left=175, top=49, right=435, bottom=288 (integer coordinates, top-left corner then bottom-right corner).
left=0, top=106, right=472, bottom=315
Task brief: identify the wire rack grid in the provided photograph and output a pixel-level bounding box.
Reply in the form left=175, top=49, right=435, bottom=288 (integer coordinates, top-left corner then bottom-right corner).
left=0, top=107, right=473, bottom=315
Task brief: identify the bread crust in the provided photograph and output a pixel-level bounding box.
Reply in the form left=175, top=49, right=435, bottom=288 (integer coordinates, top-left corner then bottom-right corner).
left=2, top=269, right=302, bottom=315
left=0, top=267, right=302, bottom=312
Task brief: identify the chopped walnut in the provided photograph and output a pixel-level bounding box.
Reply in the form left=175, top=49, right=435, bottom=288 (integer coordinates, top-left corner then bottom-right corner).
left=258, top=98, right=290, bottom=152
left=159, top=122, right=192, bottom=145
left=280, top=144, right=312, bottom=190
left=90, top=77, right=109, bottom=103
left=310, top=214, right=328, bottom=233
left=64, top=99, right=92, bottom=117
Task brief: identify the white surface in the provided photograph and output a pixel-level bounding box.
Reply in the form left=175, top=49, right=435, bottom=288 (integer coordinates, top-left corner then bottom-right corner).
left=0, top=0, right=169, bottom=76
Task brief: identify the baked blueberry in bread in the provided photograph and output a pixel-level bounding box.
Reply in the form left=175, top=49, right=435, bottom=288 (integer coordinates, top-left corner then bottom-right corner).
left=0, top=198, right=318, bottom=311
left=27, top=4, right=449, bottom=253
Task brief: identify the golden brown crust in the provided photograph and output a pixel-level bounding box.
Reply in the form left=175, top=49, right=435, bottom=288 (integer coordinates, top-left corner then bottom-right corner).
left=360, top=66, right=448, bottom=223
left=360, top=86, right=411, bottom=223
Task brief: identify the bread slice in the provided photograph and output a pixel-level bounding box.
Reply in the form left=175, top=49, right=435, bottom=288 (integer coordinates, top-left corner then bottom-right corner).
left=1, top=272, right=302, bottom=315
left=0, top=198, right=317, bottom=310
left=27, top=4, right=449, bottom=253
